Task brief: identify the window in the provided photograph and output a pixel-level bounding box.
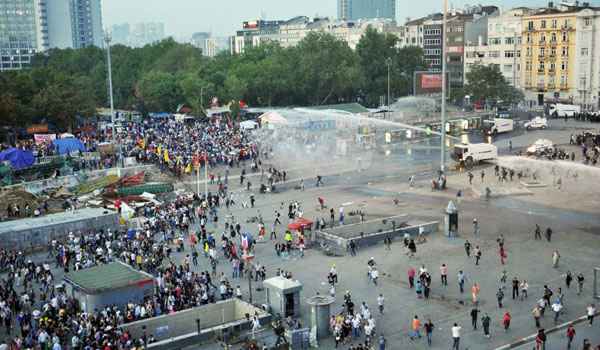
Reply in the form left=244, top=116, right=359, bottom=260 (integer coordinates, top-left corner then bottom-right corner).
left=562, top=32, right=568, bottom=42
left=550, top=63, right=555, bottom=71
left=584, top=18, right=592, bottom=26
left=561, top=75, right=566, bottom=85
left=552, top=19, right=557, bottom=29
left=581, top=48, right=589, bottom=56
left=539, top=61, right=545, bottom=70
left=541, top=20, right=546, bottom=29
left=540, top=48, right=545, bottom=57
left=505, top=51, right=514, bottom=58
left=527, top=47, right=532, bottom=57
left=528, top=21, right=534, bottom=30
left=563, top=19, right=570, bottom=28
left=551, top=47, right=556, bottom=56
left=527, top=34, right=531, bottom=43
left=540, top=34, right=546, bottom=43
left=505, top=37, right=515, bottom=45
left=551, top=33, right=556, bottom=42
left=580, top=77, right=587, bottom=88
left=503, top=64, right=513, bottom=72
left=526, top=61, right=532, bottom=71
left=490, top=38, right=501, bottom=45
left=561, top=61, right=567, bottom=70
left=489, top=51, right=500, bottom=58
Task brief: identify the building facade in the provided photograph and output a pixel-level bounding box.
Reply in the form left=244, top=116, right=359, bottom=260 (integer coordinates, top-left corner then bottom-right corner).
left=464, top=8, right=532, bottom=88
left=520, top=4, right=600, bottom=108
left=230, top=20, right=283, bottom=54
left=191, top=32, right=211, bottom=53
left=1, top=0, right=103, bottom=71
left=129, top=22, right=165, bottom=47
left=70, top=0, right=103, bottom=48
left=0, top=0, right=47, bottom=71
left=338, top=0, right=396, bottom=21
left=422, top=15, right=443, bottom=72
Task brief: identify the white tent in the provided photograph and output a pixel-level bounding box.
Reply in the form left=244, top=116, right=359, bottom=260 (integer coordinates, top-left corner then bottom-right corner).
left=258, top=111, right=288, bottom=125
left=240, top=120, right=259, bottom=130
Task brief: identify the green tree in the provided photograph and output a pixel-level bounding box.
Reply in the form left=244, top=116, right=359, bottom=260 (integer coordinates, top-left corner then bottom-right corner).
left=136, top=71, right=183, bottom=113
left=463, top=64, right=523, bottom=104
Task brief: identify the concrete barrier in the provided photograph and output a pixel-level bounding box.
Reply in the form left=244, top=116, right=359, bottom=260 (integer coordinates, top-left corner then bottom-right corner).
left=120, top=299, right=271, bottom=350
left=313, top=219, right=439, bottom=256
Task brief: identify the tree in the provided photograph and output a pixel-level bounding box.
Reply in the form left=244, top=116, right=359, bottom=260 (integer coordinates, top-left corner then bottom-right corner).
left=136, top=71, right=183, bottom=113
left=463, top=64, right=523, bottom=105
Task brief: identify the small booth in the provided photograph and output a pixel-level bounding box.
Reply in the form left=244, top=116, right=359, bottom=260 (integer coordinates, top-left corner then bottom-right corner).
left=444, top=200, right=459, bottom=237
left=306, top=295, right=335, bottom=340
left=64, top=261, right=155, bottom=312
left=263, top=276, right=303, bottom=318
left=288, top=217, right=313, bottom=232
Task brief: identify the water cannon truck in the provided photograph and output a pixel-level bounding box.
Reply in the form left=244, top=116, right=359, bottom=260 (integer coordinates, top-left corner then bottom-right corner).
left=452, top=143, right=498, bottom=169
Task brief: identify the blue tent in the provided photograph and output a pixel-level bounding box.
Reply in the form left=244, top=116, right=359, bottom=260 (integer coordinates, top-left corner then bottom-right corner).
left=54, top=138, right=86, bottom=155
left=0, top=148, right=35, bottom=170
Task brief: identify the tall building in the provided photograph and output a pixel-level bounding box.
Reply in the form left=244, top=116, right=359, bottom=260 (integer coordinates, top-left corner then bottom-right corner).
left=520, top=3, right=600, bottom=108
left=0, top=0, right=47, bottom=71
left=191, top=32, right=211, bottom=54
left=70, top=0, right=103, bottom=48
left=111, top=23, right=131, bottom=46
left=464, top=8, right=533, bottom=89
left=130, top=22, right=165, bottom=47
left=422, top=15, right=443, bottom=72
left=1, top=0, right=103, bottom=71
left=338, top=0, right=396, bottom=21
left=230, top=20, right=283, bottom=54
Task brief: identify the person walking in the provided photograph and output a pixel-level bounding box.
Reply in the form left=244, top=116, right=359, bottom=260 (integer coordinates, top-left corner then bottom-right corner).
left=565, top=271, right=573, bottom=289
left=451, top=323, right=461, bottom=350
left=481, top=313, right=491, bottom=338
left=473, top=218, right=480, bottom=236
left=502, top=312, right=511, bottom=332
left=377, top=294, right=385, bottom=315
left=410, top=315, right=422, bottom=340
left=552, top=300, right=563, bottom=324
left=424, top=319, right=434, bottom=346
left=464, top=240, right=472, bottom=257
left=458, top=271, right=466, bottom=294
left=566, top=324, right=576, bottom=349
left=378, top=334, right=386, bottom=350
left=408, top=267, right=416, bottom=289
left=577, top=273, right=585, bottom=295
left=534, top=224, right=542, bottom=240
left=470, top=307, right=479, bottom=330
left=440, top=264, right=448, bottom=286
left=496, top=288, right=505, bottom=308
left=471, top=282, right=480, bottom=304
left=587, top=304, right=596, bottom=326
left=520, top=280, right=529, bottom=300
left=545, top=227, right=553, bottom=242
left=474, top=246, right=482, bottom=265
left=512, top=277, right=520, bottom=299
left=532, top=305, right=542, bottom=328
left=535, top=328, right=547, bottom=350
left=552, top=250, right=560, bottom=268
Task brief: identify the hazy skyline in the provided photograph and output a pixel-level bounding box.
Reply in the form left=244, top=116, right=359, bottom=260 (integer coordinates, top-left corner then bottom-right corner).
left=103, top=0, right=600, bottom=38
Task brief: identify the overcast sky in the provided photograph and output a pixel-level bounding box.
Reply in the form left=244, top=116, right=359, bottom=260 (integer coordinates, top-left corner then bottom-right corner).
left=102, top=0, right=600, bottom=38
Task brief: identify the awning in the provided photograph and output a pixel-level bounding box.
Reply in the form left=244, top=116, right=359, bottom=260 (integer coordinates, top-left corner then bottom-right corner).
left=288, top=217, right=313, bottom=231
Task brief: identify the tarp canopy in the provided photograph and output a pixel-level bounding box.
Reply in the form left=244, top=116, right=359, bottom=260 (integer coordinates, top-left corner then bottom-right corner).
left=240, top=120, right=258, bottom=130
left=288, top=217, right=313, bottom=231
left=0, top=148, right=35, bottom=170
left=54, top=138, right=86, bottom=155
left=258, top=111, right=288, bottom=125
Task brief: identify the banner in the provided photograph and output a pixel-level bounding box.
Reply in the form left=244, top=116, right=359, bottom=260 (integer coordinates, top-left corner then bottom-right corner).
left=34, top=134, right=56, bottom=145
left=27, top=124, right=48, bottom=134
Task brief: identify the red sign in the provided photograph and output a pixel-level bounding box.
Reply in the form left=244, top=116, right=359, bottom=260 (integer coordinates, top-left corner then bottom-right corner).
left=421, top=74, right=443, bottom=89
left=27, top=124, right=48, bottom=134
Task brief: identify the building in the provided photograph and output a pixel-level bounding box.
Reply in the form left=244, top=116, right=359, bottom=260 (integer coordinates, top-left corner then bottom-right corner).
left=110, top=23, right=131, bottom=46
left=464, top=8, right=532, bottom=88
left=230, top=20, right=283, bottom=54
left=1, top=0, right=103, bottom=71
left=205, top=37, right=229, bottom=57
left=70, top=0, right=103, bottom=48
left=191, top=31, right=211, bottom=53
left=0, top=0, right=47, bottom=71
left=520, top=3, right=600, bottom=108
left=422, top=15, right=443, bottom=72
left=129, top=22, right=165, bottom=47
left=64, top=262, right=155, bottom=313
left=402, top=17, right=425, bottom=48
left=338, top=0, right=396, bottom=21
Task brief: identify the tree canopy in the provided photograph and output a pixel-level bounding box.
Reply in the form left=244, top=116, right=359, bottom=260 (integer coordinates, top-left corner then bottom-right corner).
left=461, top=63, right=524, bottom=104
left=0, top=29, right=427, bottom=128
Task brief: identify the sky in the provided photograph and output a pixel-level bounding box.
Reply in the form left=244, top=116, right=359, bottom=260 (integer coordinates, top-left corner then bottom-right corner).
left=102, top=0, right=600, bottom=39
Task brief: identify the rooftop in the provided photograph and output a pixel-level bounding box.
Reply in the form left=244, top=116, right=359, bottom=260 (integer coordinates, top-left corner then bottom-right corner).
left=307, top=103, right=370, bottom=114
left=64, top=262, right=154, bottom=294
left=0, top=207, right=117, bottom=235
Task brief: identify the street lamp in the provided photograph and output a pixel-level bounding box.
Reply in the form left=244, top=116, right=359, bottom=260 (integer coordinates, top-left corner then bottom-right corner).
left=104, top=31, right=119, bottom=174
left=386, top=57, right=392, bottom=109
left=440, top=0, right=448, bottom=172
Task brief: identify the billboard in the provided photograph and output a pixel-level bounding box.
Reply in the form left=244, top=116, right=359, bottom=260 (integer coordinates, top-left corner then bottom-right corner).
left=413, top=71, right=449, bottom=95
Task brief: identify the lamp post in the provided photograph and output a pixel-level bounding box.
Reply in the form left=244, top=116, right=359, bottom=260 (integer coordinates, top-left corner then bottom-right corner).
left=104, top=32, right=120, bottom=175
left=386, top=57, right=392, bottom=110
left=440, top=0, right=448, bottom=172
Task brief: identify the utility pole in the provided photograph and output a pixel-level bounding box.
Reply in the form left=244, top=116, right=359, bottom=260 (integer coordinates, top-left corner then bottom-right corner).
left=105, top=32, right=119, bottom=175
left=386, top=57, right=392, bottom=108
left=440, top=0, right=448, bottom=172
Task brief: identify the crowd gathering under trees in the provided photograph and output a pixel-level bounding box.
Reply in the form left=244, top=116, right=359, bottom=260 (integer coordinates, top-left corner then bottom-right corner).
left=0, top=28, right=428, bottom=130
